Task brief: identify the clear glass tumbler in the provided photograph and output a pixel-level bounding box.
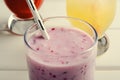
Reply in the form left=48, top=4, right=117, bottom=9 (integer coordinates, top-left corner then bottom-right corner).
left=24, top=17, right=98, bottom=80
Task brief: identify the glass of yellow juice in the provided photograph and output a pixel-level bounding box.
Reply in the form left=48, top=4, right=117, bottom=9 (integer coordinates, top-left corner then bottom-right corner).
left=66, top=0, right=116, bottom=55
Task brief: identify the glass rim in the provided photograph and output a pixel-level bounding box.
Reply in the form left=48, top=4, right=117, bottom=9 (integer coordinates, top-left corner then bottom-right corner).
left=24, top=16, right=98, bottom=55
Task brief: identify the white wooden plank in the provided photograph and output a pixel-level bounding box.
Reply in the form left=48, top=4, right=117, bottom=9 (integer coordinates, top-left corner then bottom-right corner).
left=0, top=70, right=120, bottom=80
left=0, top=71, right=28, bottom=80
left=0, top=34, right=27, bottom=70
left=95, top=70, right=120, bottom=80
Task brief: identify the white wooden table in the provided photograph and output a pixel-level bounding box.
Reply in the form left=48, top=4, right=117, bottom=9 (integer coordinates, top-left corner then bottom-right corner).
left=0, top=0, right=120, bottom=80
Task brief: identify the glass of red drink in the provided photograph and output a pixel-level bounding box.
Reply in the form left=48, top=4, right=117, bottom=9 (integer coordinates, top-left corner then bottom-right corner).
left=4, top=0, right=44, bottom=35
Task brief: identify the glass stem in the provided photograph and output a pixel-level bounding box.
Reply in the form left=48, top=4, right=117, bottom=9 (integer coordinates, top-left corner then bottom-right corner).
left=97, top=34, right=109, bottom=56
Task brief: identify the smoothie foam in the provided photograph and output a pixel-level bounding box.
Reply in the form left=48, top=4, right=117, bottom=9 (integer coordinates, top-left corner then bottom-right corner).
left=27, top=27, right=96, bottom=80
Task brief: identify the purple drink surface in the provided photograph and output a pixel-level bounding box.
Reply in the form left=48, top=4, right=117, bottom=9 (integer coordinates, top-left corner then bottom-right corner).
left=27, top=27, right=96, bottom=80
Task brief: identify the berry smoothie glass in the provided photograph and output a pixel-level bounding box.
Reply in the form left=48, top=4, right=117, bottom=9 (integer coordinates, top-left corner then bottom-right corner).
left=24, top=17, right=98, bottom=80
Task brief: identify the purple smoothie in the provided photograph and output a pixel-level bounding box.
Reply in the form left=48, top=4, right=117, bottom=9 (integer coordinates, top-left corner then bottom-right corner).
left=27, top=27, right=96, bottom=80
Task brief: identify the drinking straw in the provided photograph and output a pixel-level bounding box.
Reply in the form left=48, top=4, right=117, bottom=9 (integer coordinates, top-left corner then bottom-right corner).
left=26, top=0, right=50, bottom=40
